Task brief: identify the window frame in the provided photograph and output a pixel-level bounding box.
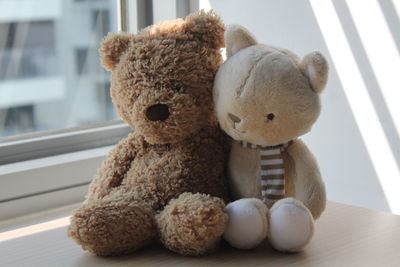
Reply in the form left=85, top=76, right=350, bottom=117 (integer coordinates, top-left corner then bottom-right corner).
left=0, top=120, right=131, bottom=165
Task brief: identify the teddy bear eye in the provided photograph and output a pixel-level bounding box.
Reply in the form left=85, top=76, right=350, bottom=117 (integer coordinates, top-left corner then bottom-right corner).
left=175, top=85, right=183, bottom=92
left=267, top=113, right=275, bottom=120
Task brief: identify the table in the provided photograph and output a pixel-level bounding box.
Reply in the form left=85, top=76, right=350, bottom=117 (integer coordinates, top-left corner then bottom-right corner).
left=1, top=202, right=400, bottom=266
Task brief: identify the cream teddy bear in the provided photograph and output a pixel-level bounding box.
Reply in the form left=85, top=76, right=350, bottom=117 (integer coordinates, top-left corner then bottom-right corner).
left=213, top=25, right=328, bottom=252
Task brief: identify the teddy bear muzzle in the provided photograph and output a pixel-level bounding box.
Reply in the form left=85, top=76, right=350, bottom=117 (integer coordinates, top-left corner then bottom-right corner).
left=146, top=104, right=170, bottom=121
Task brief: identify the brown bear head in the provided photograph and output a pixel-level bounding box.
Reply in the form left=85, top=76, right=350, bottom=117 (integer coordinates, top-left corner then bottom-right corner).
left=99, top=11, right=225, bottom=144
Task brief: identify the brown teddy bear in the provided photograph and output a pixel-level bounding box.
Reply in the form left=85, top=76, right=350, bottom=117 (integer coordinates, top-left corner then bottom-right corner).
left=213, top=25, right=328, bottom=252
left=68, top=11, right=229, bottom=257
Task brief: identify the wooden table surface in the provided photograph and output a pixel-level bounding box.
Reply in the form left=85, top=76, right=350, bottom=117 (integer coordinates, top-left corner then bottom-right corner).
left=1, top=201, right=400, bottom=266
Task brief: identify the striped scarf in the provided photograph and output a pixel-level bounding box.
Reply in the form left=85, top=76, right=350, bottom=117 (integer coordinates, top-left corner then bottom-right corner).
left=240, top=141, right=290, bottom=205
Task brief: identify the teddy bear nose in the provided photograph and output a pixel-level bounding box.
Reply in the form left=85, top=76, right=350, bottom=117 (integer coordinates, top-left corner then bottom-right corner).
left=228, top=113, right=241, bottom=123
left=146, top=104, right=170, bottom=121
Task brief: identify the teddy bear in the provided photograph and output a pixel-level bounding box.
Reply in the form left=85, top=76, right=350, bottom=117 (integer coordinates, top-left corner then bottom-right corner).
left=213, top=24, right=328, bottom=252
left=68, top=11, right=230, bottom=257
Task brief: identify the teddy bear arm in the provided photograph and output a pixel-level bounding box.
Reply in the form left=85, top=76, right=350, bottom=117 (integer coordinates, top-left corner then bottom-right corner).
left=190, top=135, right=230, bottom=201
left=87, top=133, right=138, bottom=200
left=288, top=139, right=326, bottom=219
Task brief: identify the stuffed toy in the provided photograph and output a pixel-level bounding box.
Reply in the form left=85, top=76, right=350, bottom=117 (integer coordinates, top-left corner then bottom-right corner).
left=213, top=25, right=328, bottom=252
left=68, top=11, right=230, bottom=257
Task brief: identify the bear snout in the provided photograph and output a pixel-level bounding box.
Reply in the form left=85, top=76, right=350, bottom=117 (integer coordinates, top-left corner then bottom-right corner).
left=146, top=104, right=170, bottom=121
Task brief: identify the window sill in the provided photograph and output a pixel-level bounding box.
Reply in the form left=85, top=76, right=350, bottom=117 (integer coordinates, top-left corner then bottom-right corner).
left=0, top=146, right=112, bottom=220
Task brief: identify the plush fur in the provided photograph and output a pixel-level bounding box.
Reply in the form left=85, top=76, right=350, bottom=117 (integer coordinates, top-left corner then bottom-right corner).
left=214, top=24, right=328, bottom=252
left=68, top=11, right=229, bottom=257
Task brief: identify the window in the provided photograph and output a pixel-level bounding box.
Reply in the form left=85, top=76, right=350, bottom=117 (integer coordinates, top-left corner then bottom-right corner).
left=0, top=105, right=35, bottom=136
left=0, top=21, right=57, bottom=81
left=0, top=0, right=119, bottom=138
left=0, top=0, right=128, bottom=220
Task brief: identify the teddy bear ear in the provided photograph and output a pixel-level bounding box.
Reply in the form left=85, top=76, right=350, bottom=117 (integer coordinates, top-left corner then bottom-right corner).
left=300, top=51, right=329, bottom=94
left=99, top=32, right=132, bottom=71
left=184, top=10, right=225, bottom=49
left=225, top=24, right=257, bottom=58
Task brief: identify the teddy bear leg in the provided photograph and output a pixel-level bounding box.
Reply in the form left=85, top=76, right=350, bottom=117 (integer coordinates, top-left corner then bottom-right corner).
left=156, top=192, right=228, bottom=256
left=68, top=198, right=157, bottom=256
left=268, top=197, right=314, bottom=252
left=224, top=198, right=269, bottom=249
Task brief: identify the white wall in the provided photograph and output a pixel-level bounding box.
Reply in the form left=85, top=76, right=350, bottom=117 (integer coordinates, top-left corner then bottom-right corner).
left=205, top=0, right=400, bottom=214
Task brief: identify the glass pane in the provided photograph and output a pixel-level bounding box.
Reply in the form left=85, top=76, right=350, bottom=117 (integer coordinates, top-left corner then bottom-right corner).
left=0, top=0, right=119, bottom=138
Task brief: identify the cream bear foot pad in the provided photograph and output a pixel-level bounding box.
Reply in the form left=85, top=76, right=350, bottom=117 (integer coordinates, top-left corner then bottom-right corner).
left=224, top=198, right=268, bottom=249
left=268, top=198, right=314, bottom=252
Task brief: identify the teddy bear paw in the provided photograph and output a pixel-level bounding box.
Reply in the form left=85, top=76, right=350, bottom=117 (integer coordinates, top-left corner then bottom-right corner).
left=268, top=197, right=314, bottom=252
left=157, top=192, right=228, bottom=256
left=224, top=198, right=269, bottom=249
